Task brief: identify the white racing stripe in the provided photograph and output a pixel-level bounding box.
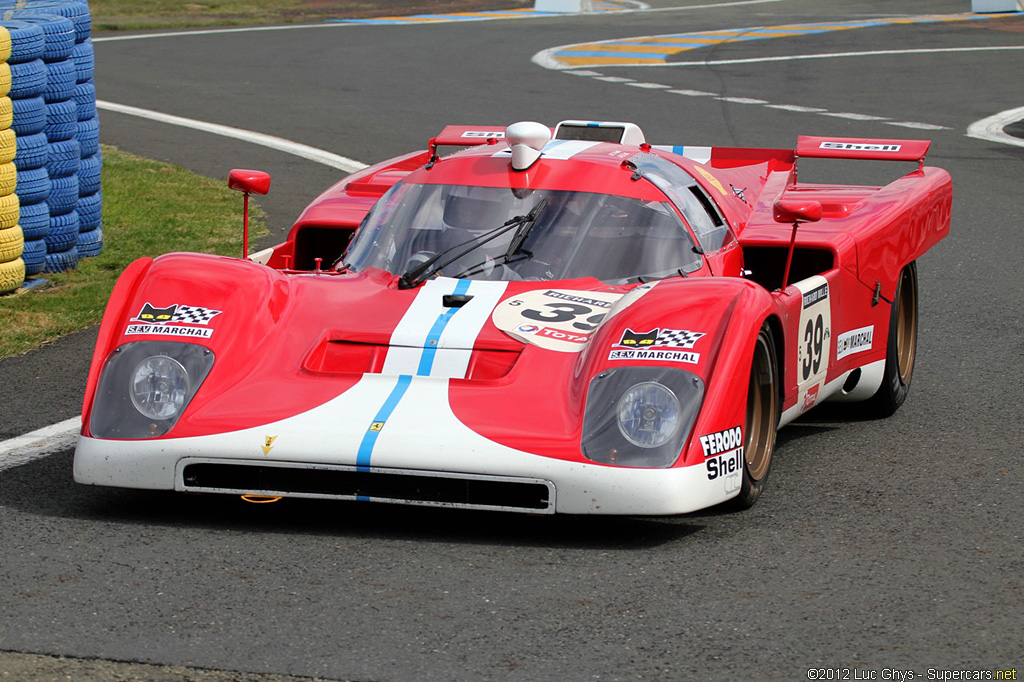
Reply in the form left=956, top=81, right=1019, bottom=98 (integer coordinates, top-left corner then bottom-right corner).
left=381, top=278, right=509, bottom=378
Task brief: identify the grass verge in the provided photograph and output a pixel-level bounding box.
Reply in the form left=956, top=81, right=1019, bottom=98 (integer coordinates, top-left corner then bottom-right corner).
left=0, top=146, right=266, bottom=360
left=89, top=0, right=528, bottom=31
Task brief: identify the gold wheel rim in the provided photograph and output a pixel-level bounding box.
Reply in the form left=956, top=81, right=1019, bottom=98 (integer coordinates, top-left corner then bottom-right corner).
left=745, top=335, right=777, bottom=482
left=895, top=268, right=918, bottom=385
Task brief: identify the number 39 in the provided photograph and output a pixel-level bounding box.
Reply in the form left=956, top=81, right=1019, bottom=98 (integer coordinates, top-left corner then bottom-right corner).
left=802, top=314, right=824, bottom=381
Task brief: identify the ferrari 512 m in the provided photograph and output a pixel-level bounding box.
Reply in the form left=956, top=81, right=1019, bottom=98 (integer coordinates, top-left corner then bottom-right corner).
left=74, top=120, right=952, bottom=514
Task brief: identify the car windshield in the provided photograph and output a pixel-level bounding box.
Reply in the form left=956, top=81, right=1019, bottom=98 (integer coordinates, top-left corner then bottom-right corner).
left=343, top=183, right=702, bottom=284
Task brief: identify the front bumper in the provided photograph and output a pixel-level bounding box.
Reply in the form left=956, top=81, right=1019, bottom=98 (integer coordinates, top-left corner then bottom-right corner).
left=75, top=374, right=733, bottom=515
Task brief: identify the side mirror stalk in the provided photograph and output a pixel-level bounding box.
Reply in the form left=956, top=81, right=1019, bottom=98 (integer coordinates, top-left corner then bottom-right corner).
left=772, top=199, right=821, bottom=290
left=228, top=169, right=271, bottom=259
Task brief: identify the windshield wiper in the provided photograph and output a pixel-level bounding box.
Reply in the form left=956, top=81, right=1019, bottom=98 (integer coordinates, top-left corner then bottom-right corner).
left=397, top=198, right=548, bottom=289
left=505, top=197, right=547, bottom=261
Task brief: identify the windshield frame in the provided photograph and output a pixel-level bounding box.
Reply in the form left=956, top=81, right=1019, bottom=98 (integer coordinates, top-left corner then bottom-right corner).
left=343, top=179, right=705, bottom=285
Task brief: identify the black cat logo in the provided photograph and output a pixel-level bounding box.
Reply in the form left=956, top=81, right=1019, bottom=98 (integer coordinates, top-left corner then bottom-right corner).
left=617, top=329, right=658, bottom=347
left=136, top=303, right=177, bottom=324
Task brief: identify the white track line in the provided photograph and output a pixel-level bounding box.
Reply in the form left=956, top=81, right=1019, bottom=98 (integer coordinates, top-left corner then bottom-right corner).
left=92, top=23, right=356, bottom=42
left=0, top=417, right=81, bottom=472
left=97, top=101, right=369, bottom=173
left=586, top=45, right=1024, bottom=69
left=558, top=46, right=1024, bottom=132
left=967, top=105, right=1024, bottom=148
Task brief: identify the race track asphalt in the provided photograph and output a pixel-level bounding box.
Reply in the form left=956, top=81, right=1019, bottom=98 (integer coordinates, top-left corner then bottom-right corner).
left=1, top=0, right=1021, bottom=679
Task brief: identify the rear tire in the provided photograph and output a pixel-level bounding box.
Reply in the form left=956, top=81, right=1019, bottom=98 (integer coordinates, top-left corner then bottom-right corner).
left=730, top=324, right=780, bottom=509
left=865, top=262, right=918, bottom=417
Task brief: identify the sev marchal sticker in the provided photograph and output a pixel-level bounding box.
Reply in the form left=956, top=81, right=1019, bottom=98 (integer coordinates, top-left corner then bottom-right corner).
left=125, top=302, right=223, bottom=339
left=836, top=325, right=874, bottom=360
left=608, top=327, right=705, bottom=364
left=492, top=289, right=623, bottom=352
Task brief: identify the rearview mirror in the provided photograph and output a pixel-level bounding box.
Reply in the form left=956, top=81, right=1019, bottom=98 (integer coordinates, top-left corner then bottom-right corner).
left=228, top=169, right=271, bottom=195
left=773, top=199, right=821, bottom=224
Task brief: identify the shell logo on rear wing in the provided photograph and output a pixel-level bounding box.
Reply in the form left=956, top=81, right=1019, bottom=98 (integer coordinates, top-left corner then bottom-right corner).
left=797, top=135, right=931, bottom=170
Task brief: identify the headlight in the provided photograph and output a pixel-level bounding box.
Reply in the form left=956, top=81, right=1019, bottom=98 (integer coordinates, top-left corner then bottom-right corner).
left=89, top=341, right=215, bottom=439
left=616, top=381, right=681, bottom=448
left=130, top=355, right=190, bottom=420
left=582, top=367, right=703, bottom=468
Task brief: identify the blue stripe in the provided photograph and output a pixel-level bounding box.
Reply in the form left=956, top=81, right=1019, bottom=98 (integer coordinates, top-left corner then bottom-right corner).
left=542, top=139, right=571, bottom=153
left=355, top=279, right=473, bottom=480
left=356, top=375, right=413, bottom=473
left=417, top=279, right=472, bottom=376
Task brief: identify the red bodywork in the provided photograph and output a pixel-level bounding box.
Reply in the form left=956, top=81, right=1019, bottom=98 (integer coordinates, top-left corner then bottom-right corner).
left=78, top=124, right=952, bottom=512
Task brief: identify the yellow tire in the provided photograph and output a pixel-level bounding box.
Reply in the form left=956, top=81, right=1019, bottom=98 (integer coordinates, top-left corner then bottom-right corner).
left=0, top=27, right=10, bottom=64
left=0, top=224, right=23, bottom=262
left=0, top=256, right=24, bottom=294
left=0, top=97, right=11, bottom=131
left=0, top=162, right=15, bottom=196
left=0, top=63, right=9, bottom=99
left=0, top=193, right=19, bottom=229
left=0, top=128, right=15, bottom=164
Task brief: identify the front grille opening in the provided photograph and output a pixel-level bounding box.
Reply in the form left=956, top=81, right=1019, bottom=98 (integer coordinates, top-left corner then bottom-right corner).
left=182, top=462, right=552, bottom=513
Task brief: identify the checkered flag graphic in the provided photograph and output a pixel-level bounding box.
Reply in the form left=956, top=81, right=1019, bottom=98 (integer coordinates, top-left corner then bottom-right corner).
left=656, top=329, right=705, bottom=349
left=171, top=305, right=222, bottom=325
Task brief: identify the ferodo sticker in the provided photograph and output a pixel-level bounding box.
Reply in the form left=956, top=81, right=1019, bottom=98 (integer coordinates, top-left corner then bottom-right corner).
left=700, top=426, right=742, bottom=458
left=700, top=426, right=743, bottom=494
left=492, top=289, right=622, bottom=352
left=125, top=302, right=222, bottom=339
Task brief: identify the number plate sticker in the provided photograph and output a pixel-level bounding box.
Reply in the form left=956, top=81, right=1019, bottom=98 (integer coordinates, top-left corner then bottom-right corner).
left=492, top=289, right=624, bottom=353
left=793, top=275, right=832, bottom=411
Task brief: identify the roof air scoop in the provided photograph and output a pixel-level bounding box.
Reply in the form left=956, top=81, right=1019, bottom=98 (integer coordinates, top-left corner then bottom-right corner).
left=505, top=121, right=551, bottom=171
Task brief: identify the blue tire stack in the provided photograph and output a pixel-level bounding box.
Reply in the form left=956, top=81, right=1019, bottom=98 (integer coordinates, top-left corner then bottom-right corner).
left=5, top=10, right=80, bottom=272
left=0, top=0, right=99, bottom=289
left=1, top=18, right=49, bottom=279
left=27, top=1, right=100, bottom=258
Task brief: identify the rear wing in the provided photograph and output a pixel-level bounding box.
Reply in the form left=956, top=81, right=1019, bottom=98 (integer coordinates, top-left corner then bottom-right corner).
left=426, top=125, right=508, bottom=168
left=654, top=136, right=930, bottom=172
left=797, top=136, right=931, bottom=169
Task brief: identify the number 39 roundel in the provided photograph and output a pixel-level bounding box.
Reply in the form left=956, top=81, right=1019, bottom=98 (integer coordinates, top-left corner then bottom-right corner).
left=793, top=275, right=832, bottom=412
left=492, top=289, right=624, bottom=353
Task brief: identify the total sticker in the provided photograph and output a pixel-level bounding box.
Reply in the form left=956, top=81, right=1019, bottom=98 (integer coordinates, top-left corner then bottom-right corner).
left=492, top=288, right=623, bottom=353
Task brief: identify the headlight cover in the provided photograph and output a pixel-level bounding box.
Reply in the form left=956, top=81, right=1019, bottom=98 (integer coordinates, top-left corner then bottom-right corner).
left=130, top=355, right=189, bottom=420
left=582, top=367, right=704, bottom=468
left=89, top=341, right=215, bottom=439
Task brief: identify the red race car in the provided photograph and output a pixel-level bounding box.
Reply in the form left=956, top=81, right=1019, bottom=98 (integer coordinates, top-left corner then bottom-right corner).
left=74, top=120, right=951, bottom=514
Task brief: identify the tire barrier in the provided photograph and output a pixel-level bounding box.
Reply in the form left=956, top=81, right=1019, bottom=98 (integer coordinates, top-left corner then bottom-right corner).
left=0, top=23, right=20, bottom=293
left=1, top=1, right=101, bottom=291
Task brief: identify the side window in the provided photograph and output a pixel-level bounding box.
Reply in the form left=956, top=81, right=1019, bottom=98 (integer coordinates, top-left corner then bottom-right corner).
left=687, top=184, right=729, bottom=251
left=629, top=153, right=730, bottom=252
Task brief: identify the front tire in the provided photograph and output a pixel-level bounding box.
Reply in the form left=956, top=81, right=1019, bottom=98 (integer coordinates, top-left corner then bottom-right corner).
left=865, top=262, right=918, bottom=417
left=731, top=324, right=780, bottom=509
